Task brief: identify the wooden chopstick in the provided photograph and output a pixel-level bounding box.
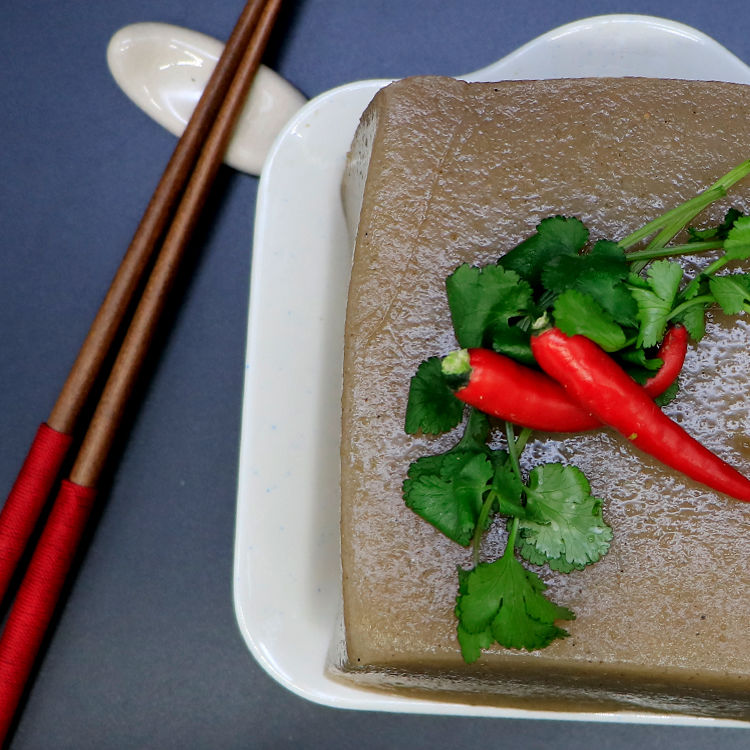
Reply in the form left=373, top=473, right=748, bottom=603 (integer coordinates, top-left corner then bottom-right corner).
left=0, top=0, right=275, bottom=602
left=53, top=0, right=275, bottom=438
left=71, top=0, right=282, bottom=487
left=0, top=0, right=283, bottom=740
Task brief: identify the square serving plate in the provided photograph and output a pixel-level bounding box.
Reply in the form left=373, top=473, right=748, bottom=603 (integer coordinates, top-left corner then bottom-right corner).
left=233, top=14, right=750, bottom=725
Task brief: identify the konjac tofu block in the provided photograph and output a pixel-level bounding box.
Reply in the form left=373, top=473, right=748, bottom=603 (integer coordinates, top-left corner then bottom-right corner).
left=337, top=76, right=750, bottom=718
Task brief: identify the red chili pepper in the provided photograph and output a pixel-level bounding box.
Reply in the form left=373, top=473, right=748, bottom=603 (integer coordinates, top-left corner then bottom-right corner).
left=451, top=348, right=599, bottom=432
left=530, top=327, right=750, bottom=503
left=642, top=324, right=688, bottom=394
left=450, top=326, right=687, bottom=433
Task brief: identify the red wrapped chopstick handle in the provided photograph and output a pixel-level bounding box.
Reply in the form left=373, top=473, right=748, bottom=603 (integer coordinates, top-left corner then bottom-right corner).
left=0, top=424, right=73, bottom=599
left=0, top=479, right=97, bottom=741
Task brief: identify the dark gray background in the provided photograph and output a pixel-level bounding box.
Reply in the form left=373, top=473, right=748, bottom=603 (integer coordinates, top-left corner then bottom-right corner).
left=1, top=1, right=749, bottom=748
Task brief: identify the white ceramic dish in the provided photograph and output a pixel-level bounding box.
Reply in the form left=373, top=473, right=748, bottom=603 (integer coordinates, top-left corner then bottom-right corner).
left=233, top=14, right=750, bottom=725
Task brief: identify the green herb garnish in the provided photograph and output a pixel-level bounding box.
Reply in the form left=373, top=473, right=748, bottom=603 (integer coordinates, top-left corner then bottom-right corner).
left=403, top=159, right=750, bottom=661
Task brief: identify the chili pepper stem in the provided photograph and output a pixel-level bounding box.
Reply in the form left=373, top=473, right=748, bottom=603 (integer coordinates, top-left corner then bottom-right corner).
left=443, top=348, right=471, bottom=376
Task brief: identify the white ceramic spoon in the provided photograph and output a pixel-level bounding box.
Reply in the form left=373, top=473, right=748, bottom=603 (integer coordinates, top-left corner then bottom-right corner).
left=107, top=22, right=307, bottom=176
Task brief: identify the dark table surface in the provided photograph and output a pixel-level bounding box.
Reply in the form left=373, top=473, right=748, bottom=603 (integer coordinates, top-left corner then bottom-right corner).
left=2, top=1, right=750, bottom=748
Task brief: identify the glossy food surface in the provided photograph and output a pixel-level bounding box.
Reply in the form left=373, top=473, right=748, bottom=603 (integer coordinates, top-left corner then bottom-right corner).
left=339, top=76, right=750, bottom=718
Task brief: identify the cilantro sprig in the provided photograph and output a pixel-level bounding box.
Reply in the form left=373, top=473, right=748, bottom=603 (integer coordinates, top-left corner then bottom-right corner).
left=402, top=159, right=750, bottom=662
left=516, top=464, right=612, bottom=573
left=405, top=418, right=606, bottom=660
left=455, top=519, right=575, bottom=661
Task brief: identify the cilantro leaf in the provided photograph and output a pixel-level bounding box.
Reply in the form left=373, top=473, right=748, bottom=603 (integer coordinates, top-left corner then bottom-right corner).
left=654, top=379, right=680, bottom=407
left=403, top=410, right=524, bottom=545
left=723, top=215, right=750, bottom=261
left=499, top=216, right=589, bottom=284
left=680, top=273, right=709, bottom=303
left=709, top=274, right=750, bottom=315
left=404, top=450, right=493, bottom=546
left=688, top=208, right=744, bottom=241
left=542, top=240, right=639, bottom=329
left=454, top=408, right=492, bottom=451
left=455, top=550, right=574, bottom=657
left=629, top=260, right=683, bottom=347
left=552, top=289, right=627, bottom=351
left=515, top=464, right=612, bottom=573
left=455, top=567, right=494, bottom=663
left=673, top=275, right=710, bottom=340
left=615, top=345, right=665, bottom=389
left=616, top=346, right=663, bottom=373
left=569, top=273, right=640, bottom=329
left=542, top=239, right=628, bottom=289
left=446, top=263, right=532, bottom=349
left=490, top=323, right=536, bottom=365
left=456, top=623, right=494, bottom=663
left=487, top=450, right=526, bottom=518
left=405, top=357, right=464, bottom=435
left=673, top=302, right=708, bottom=341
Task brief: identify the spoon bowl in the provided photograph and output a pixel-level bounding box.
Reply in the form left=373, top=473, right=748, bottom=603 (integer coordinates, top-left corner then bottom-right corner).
left=107, top=22, right=307, bottom=176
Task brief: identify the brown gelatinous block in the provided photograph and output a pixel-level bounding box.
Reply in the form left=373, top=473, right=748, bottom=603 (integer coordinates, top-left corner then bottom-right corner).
left=337, top=76, right=750, bottom=719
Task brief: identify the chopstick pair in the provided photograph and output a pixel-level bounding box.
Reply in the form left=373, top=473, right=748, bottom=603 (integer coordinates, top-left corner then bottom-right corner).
left=0, top=0, right=282, bottom=739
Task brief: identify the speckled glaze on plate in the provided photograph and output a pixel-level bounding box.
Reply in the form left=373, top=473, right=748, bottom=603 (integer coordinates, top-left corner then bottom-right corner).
left=233, top=14, right=750, bottom=724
